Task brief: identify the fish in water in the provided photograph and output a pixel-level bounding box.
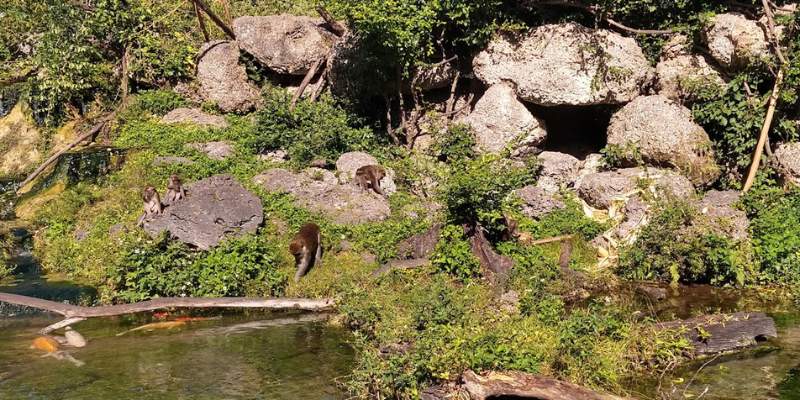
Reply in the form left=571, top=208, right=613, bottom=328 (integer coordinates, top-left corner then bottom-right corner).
left=64, top=327, right=87, bottom=348
left=30, top=336, right=59, bottom=353
left=116, top=321, right=186, bottom=336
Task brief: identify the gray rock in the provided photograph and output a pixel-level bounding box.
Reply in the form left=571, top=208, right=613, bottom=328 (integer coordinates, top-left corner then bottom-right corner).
left=397, top=224, right=442, bottom=260
left=74, top=229, right=89, bottom=242
left=186, top=141, right=234, bottom=160
left=473, top=23, right=653, bottom=106
left=153, top=156, right=196, bottom=166
left=656, top=54, right=725, bottom=101
left=457, top=83, right=547, bottom=155
left=773, top=142, right=800, bottom=186
left=172, top=81, right=204, bottom=104
left=412, top=62, right=458, bottom=91
left=258, top=149, right=288, bottom=163
left=703, top=13, right=769, bottom=70
left=196, top=41, right=260, bottom=113
left=254, top=168, right=391, bottom=225
left=536, top=151, right=582, bottom=193
left=697, top=190, right=749, bottom=241
left=514, top=185, right=566, bottom=219
left=143, top=175, right=263, bottom=250
left=161, top=108, right=228, bottom=129
left=614, top=197, right=649, bottom=239
left=577, top=167, right=696, bottom=209
left=335, top=151, right=397, bottom=195
left=233, top=15, right=336, bottom=75
left=573, top=153, right=603, bottom=189
left=607, top=95, right=720, bottom=185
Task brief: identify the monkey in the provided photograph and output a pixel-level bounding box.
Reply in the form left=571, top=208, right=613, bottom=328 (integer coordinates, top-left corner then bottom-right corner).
left=166, top=174, right=186, bottom=204
left=354, top=165, right=386, bottom=195
left=289, top=223, right=322, bottom=282
left=137, top=186, right=163, bottom=227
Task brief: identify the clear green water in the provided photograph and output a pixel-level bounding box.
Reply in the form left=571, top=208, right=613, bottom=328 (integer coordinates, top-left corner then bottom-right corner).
left=0, top=312, right=354, bottom=400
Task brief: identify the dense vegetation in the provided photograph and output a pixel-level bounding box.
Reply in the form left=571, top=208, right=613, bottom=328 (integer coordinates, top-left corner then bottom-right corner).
left=1, top=0, right=800, bottom=398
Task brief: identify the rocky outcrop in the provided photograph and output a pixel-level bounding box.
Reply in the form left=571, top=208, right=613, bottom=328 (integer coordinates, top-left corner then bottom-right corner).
left=142, top=175, right=263, bottom=250
left=606, top=95, right=720, bottom=185
left=703, top=13, right=769, bottom=70
left=196, top=41, right=260, bottom=113
left=233, top=15, right=336, bottom=75
left=161, top=108, right=229, bottom=129
left=514, top=185, right=566, bottom=219
left=773, top=142, right=800, bottom=186
left=335, top=151, right=397, bottom=194
left=696, top=190, right=749, bottom=241
left=186, top=141, right=234, bottom=160
left=0, top=102, right=41, bottom=178
left=536, top=151, right=582, bottom=193
left=656, top=36, right=725, bottom=101
left=254, top=168, right=391, bottom=224
left=457, top=83, right=547, bottom=155
left=412, top=62, right=458, bottom=91
left=577, top=167, right=695, bottom=209
left=473, top=23, right=652, bottom=106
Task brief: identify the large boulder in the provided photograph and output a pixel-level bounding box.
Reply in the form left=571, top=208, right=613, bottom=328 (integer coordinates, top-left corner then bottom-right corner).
left=696, top=190, right=749, bottom=241
left=0, top=102, right=41, bottom=178
left=142, top=175, right=263, bottom=250
left=703, top=13, right=769, bottom=70
left=254, top=168, right=391, bottom=224
left=233, top=15, right=336, bottom=75
left=656, top=36, right=725, bottom=101
left=473, top=23, right=653, bottom=106
left=412, top=62, right=458, bottom=92
left=335, top=151, right=397, bottom=195
left=457, top=83, right=547, bottom=155
left=536, top=151, right=582, bottom=193
left=772, top=142, right=800, bottom=186
left=186, top=141, right=234, bottom=160
left=514, top=185, right=566, bottom=219
left=577, top=167, right=695, bottom=209
left=196, top=41, right=260, bottom=113
left=161, top=108, right=228, bottom=129
left=606, top=95, right=720, bottom=185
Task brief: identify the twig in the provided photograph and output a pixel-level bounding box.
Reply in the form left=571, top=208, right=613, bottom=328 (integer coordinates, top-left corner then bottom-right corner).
left=316, top=6, right=346, bottom=37
left=528, top=234, right=575, bottom=246
left=0, top=292, right=335, bottom=318
left=445, top=70, right=461, bottom=116
left=290, top=58, right=324, bottom=111
left=191, top=0, right=236, bottom=40
left=682, top=353, right=721, bottom=397
left=194, top=0, right=210, bottom=41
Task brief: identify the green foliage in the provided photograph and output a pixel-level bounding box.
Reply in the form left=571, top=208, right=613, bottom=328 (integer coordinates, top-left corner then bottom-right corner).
left=745, top=185, right=800, bottom=284
left=618, top=198, right=751, bottom=286
left=430, top=224, right=481, bottom=281
left=111, top=233, right=288, bottom=302
left=130, top=90, right=187, bottom=116
left=430, top=122, right=476, bottom=163
left=249, top=87, right=381, bottom=165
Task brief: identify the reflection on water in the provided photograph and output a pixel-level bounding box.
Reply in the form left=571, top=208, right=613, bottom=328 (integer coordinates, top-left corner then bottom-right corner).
left=0, top=312, right=354, bottom=399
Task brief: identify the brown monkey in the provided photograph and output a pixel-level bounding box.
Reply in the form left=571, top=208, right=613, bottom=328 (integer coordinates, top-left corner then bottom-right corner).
left=289, top=223, right=322, bottom=282
left=166, top=174, right=186, bottom=204
left=137, top=186, right=162, bottom=227
left=354, top=165, right=386, bottom=195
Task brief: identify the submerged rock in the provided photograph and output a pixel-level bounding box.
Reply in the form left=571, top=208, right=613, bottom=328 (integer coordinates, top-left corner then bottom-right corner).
left=606, top=95, right=720, bottom=185
left=161, top=108, right=228, bottom=129
left=703, top=13, right=769, bottom=70
left=143, top=175, right=263, bottom=250
left=457, top=83, right=547, bottom=156
left=473, top=23, right=652, bottom=106
left=233, top=15, right=336, bottom=75
left=196, top=41, right=260, bottom=113
left=254, top=168, right=391, bottom=225
left=577, top=167, right=695, bottom=209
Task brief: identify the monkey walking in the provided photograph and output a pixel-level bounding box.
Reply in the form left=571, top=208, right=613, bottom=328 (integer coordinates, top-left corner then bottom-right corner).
left=354, top=165, right=386, bottom=195
left=289, top=223, right=322, bottom=282
left=136, top=186, right=163, bottom=227
left=165, top=174, right=186, bottom=204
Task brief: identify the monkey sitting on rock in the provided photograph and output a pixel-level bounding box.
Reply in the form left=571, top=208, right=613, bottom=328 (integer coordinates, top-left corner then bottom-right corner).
left=136, top=186, right=162, bottom=227
left=289, top=223, right=322, bottom=282
left=354, top=165, right=386, bottom=195
left=165, top=174, right=186, bottom=204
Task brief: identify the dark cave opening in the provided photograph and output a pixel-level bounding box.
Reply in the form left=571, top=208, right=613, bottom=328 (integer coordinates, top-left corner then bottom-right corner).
left=531, top=103, right=619, bottom=160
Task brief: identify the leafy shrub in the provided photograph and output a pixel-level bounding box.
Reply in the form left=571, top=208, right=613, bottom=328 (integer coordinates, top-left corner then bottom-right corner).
left=618, top=198, right=751, bottom=286
left=111, top=234, right=288, bottom=302
left=746, top=186, right=800, bottom=284
left=131, top=90, right=187, bottom=116
left=430, top=224, right=481, bottom=281
left=248, top=87, right=381, bottom=164
left=431, top=122, right=476, bottom=163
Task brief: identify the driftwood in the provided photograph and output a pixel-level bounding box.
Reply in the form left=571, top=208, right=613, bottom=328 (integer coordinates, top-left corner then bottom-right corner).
left=316, top=6, right=347, bottom=37
left=191, top=0, right=236, bottom=40
left=0, top=292, right=335, bottom=318
left=290, top=58, right=324, bottom=111
left=656, top=312, right=777, bottom=356
left=461, top=370, right=634, bottom=400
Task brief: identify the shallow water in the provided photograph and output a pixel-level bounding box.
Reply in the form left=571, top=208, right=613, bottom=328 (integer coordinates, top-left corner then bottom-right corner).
left=0, top=312, right=354, bottom=399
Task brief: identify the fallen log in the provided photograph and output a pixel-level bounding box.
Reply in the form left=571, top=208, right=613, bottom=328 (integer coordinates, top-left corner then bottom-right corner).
left=0, top=292, right=335, bottom=318
left=461, top=370, right=634, bottom=400
left=655, top=312, right=777, bottom=356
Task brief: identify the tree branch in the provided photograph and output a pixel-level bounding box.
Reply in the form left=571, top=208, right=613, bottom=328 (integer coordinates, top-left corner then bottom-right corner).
left=191, top=0, right=236, bottom=40
left=527, top=0, right=673, bottom=35
left=316, top=6, right=347, bottom=37
left=290, top=58, right=324, bottom=111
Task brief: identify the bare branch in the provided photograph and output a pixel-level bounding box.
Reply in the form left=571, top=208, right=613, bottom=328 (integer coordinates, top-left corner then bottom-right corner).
left=316, top=6, right=347, bottom=37
left=192, top=0, right=236, bottom=40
